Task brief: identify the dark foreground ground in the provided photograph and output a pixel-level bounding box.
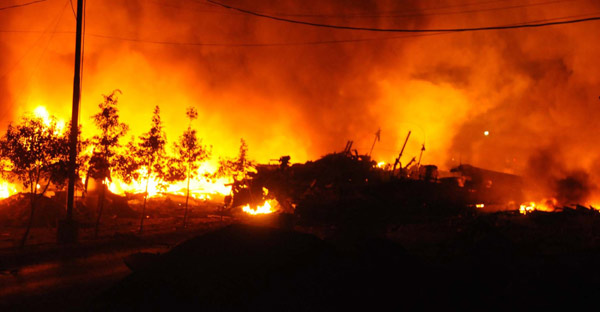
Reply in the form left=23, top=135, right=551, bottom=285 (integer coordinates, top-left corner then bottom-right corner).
left=0, top=221, right=227, bottom=312
left=3, top=209, right=600, bottom=311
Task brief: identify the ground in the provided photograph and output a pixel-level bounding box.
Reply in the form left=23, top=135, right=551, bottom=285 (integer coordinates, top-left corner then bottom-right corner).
left=1, top=205, right=600, bottom=311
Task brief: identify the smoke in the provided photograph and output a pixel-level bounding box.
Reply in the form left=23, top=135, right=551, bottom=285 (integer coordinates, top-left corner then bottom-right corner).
left=1, top=0, right=600, bottom=202
left=524, top=147, right=596, bottom=205
left=0, top=8, right=15, bottom=128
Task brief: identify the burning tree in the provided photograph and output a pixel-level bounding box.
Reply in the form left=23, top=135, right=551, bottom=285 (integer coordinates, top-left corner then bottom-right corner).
left=118, top=105, right=168, bottom=234
left=88, top=90, right=128, bottom=238
left=172, top=107, right=211, bottom=228
left=216, top=139, right=256, bottom=207
left=217, top=139, right=254, bottom=182
left=0, top=113, right=69, bottom=248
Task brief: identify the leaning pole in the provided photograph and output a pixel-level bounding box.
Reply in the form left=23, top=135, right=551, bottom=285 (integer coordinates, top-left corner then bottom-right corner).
left=58, top=0, right=84, bottom=244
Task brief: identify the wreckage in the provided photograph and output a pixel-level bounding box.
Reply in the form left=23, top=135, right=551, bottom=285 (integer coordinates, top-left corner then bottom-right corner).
left=228, top=138, right=528, bottom=227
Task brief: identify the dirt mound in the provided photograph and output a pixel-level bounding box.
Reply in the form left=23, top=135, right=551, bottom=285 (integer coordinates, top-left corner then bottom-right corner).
left=91, top=224, right=420, bottom=311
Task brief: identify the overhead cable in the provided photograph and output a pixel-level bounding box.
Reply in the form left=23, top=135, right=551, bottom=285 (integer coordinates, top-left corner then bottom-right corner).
left=0, top=0, right=47, bottom=11
left=206, top=0, right=600, bottom=33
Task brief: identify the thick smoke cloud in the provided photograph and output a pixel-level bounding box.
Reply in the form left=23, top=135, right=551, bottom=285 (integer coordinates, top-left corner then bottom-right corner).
left=0, top=10, right=14, bottom=127
left=1, top=0, right=600, bottom=204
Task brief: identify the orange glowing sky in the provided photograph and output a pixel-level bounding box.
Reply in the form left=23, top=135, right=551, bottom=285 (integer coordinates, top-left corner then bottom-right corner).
left=1, top=0, right=599, bottom=193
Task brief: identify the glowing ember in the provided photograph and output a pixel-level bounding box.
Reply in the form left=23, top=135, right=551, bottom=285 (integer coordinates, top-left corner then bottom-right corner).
left=475, top=203, right=485, bottom=209
left=242, top=199, right=277, bottom=215
left=376, top=161, right=386, bottom=168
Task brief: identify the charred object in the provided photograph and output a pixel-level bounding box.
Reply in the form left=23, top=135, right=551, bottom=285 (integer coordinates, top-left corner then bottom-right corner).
left=450, top=164, right=524, bottom=206
left=243, top=149, right=472, bottom=229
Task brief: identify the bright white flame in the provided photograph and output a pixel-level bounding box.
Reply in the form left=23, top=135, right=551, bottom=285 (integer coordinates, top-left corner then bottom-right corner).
left=519, top=203, right=535, bottom=214
left=484, top=130, right=490, bottom=136
left=33, top=106, right=50, bottom=120
left=33, top=106, right=65, bottom=134
left=0, top=181, right=18, bottom=199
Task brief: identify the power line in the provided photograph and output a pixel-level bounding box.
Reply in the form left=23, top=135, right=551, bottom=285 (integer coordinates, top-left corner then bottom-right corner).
left=0, top=0, right=47, bottom=11
left=151, top=0, right=242, bottom=15
left=84, top=31, right=443, bottom=47
left=0, top=1, right=66, bottom=80
left=2, top=11, right=599, bottom=47
left=22, top=0, right=71, bottom=104
left=69, top=0, right=76, bottom=19
left=206, top=0, right=600, bottom=33
left=233, top=0, right=577, bottom=19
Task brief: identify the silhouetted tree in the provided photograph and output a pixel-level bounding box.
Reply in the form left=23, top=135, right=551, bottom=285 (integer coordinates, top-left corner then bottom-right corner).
left=88, top=90, right=128, bottom=238
left=0, top=114, right=69, bottom=248
left=217, top=139, right=255, bottom=203
left=172, top=107, right=211, bottom=228
left=134, top=105, right=167, bottom=234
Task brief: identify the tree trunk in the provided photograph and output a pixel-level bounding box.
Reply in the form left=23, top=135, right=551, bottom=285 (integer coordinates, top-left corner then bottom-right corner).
left=20, top=193, right=37, bottom=249
left=94, top=183, right=106, bottom=238
left=139, top=175, right=150, bottom=234
left=183, top=169, right=190, bottom=228
left=82, top=169, right=91, bottom=199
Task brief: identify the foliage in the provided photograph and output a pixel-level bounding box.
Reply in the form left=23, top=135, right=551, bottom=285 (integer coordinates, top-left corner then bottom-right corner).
left=88, top=90, right=128, bottom=182
left=116, top=105, right=169, bottom=190
left=0, top=113, right=72, bottom=247
left=137, top=105, right=168, bottom=185
left=0, top=114, right=70, bottom=193
left=171, top=107, right=211, bottom=182
left=217, top=139, right=255, bottom=183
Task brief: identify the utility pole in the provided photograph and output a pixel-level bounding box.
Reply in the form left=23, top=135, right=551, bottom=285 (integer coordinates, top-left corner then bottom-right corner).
left=58, top=0, right=84, bottom=244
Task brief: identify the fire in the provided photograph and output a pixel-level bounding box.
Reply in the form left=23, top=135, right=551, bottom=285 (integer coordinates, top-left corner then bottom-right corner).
left=106, top=162, right=232, bottom=199
left=0, top=181, right=18, bottom=199
left=519, top=202, right=536, bottom=214
left=33, top=106, right=65, bottom=134
left=376, top=161, right=386, bottom=168
left=242, top=199, right=277, bottom=215
left=519, top=199, right=557, bottom=215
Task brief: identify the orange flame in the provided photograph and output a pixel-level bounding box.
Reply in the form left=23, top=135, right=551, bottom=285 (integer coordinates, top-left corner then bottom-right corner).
left=519, top=199, right=557, bottom=215
left=242, top=199, right=278, bottom=215
left=0, top=181, right=18, bottom=199
left=106, top=162, right=232, bottom=198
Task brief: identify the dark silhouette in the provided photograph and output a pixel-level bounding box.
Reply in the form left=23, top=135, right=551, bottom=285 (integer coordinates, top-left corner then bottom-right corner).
left=172, top=107, right=211, bottom=228
left=0, top=113, right=70, bottom=248
left=88, top=90, right=128, bottom=238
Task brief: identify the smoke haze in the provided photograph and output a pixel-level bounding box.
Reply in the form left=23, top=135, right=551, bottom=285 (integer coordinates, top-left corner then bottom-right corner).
left=1, top=0, right=599, bottom=204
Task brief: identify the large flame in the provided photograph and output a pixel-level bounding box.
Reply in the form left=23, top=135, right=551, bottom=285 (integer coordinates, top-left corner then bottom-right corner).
left=106, top=162, right=232, bottom=198
left=0, top=180, right=18, bottom=199
left=2, top=1, right=600, bottom=208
